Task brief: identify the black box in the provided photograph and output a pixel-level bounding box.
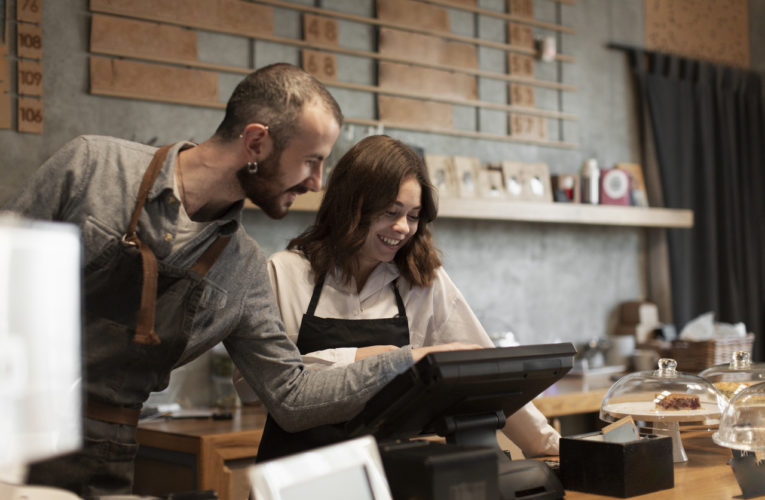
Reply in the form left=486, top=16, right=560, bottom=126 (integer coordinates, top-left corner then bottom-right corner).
left=379, top=441, right=498, bottom=500
left=560, top=432, right=674, bottom=497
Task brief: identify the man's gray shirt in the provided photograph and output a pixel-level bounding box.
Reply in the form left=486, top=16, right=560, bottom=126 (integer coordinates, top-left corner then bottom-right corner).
left=5, top=135, right=413, bottom=430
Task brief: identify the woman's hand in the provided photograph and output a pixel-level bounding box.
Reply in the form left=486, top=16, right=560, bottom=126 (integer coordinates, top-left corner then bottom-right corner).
left=355, top=345, right=399, bottom=361
left=411, top=342, right=484, bottom=362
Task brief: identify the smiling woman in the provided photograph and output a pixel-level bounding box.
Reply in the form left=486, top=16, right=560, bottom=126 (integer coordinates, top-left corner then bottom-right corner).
left=234, top=135, right=562, bottom=463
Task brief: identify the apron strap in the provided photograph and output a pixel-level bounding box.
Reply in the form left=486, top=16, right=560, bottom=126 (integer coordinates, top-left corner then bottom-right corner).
left=122, top=146, right=232, bottom=345
left=305, top=273, right=327, bottom=316
left=123, top=146, right=172, bottom=346
left=391, top=278, right=406, bottom=318
left=191, top=235, right=232, bottom=276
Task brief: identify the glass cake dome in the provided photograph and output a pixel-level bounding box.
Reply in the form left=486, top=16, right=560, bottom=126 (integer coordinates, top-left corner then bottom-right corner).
left=699, top=351, right=765, bottom=400
left=713, top=381, right=765, bottom=452
left=600, top=358, right=728, bottom=462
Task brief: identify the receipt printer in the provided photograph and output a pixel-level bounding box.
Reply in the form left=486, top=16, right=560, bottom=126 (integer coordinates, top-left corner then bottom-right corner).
left=380, top=441, right=498, bottom=500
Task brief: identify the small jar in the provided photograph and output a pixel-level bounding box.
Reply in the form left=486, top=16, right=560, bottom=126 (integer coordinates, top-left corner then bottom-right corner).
left=581, top=158, right=600, bottom=204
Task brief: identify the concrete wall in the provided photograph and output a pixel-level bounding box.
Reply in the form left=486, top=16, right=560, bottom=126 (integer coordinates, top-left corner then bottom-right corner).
left=1, top=0, right=762, bottom=356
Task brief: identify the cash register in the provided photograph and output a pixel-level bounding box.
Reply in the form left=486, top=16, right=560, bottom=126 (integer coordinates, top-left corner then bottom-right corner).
left=346, top=343, right=576, bottom=500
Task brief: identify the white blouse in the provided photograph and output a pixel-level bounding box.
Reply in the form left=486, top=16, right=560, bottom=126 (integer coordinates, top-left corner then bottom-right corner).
left=257, top=249, right=560, bottom=457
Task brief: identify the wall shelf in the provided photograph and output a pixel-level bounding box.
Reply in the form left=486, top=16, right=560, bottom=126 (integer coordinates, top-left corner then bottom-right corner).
left=246, top=192, right=694, bottom=229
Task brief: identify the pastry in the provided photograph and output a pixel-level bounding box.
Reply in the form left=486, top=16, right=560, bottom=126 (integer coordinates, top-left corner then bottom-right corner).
left=714, top=381, right=754, bottom=399
left=655, top=393, right=700, bottom=410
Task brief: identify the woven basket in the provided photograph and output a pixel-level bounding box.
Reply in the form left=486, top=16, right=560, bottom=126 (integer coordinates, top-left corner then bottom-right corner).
left=668, top=334, right=755, bottom=373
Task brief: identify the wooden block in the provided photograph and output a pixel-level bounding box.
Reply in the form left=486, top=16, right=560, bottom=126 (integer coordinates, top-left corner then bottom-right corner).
left=17, top=23, right=42, bottom=59
left=509, top=113, right=546, bottom=141
left=0, top=52, right=9, bottom=88
left=508, top=52, right=534, bottom=77
left=301, top=49, right=337, bottom=81
left=378, top=28, right=477, bottom=70
left=89, top=56, right=219, bottom=106
left=303, top=14, right=338, bottom=46
left=453, top=156, right=481, bottom=198
left=17, top=59, right=42, bottom=96
left=477, top=164, right=507, bottom=199
left=90, top=14, right=198, bottom=63
left=521, top=162, right=552, bottom=202
left=17, top=0, right=42, bottom=24
left=0, top=90, right=10, bottom=129
left=376, top=0, right=449, bottom=32
left=379, top=61, right=476, bottom=100
left=508, top=23, right=534, bottom=50
left=501, top=161, right=525, bottom=200
left=424, top=154, right=458, bottom=198
left=508, top=0, right=534, bottom=19
left=379, top=28, right=443, bottom=62
left=508, top=83, right=534, bottom=107
left=89, top=0, right=273, bottom=38
left=500, top=161, right=551, bottom=202
left=18, top=97, right=43, bottom=134
left=377, top=95, right=453, bottom=128
left=444, top=41, right=478, bottom=69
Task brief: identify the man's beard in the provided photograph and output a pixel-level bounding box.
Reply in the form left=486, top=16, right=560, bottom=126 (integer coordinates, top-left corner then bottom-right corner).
left=238, top=150, right=307, bottom=219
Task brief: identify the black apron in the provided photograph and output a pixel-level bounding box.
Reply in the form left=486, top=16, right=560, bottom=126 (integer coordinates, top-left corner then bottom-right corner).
left=255, top=273, right=410, bottom=462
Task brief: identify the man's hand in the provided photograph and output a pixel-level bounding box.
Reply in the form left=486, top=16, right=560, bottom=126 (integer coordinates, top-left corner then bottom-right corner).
left=355, top=345, right=398, bottom=361
left=411, top=342, right=484, bottom=362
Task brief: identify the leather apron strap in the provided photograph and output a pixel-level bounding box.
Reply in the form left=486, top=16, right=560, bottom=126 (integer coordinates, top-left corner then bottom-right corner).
left=122, top=146, right=172, bottom=346
left=123, top=145, right=231, bottom=345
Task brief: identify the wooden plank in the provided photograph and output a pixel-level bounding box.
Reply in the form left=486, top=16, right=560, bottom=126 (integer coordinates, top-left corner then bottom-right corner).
left=255, top=0, right=575, bottom=62
left=245, top=190, right=695, bottom=229
left=376, top=0, right=449, bottom=33
left=437, top=198, right=694, bottom=227
left=377, top=95, right=453, bottom=129
left=302, top=13, right=338, bottom=46
left=508, top=52, right=534, bottom=77
left=18, top=97, right=43, bottom=134
left=89, top=56, right=219, bottom=107
left=301, top=49, right=337, bottom=82
left=509, top=114, right=547, bottom=141
left=379, top=28, right=477, bottom=69
left=379, top=61, right=477, bottom=100
left=17, top=59, right=42, bottom=96
left=89, top=0, right=273, bottom=38
left=90, top=14, right=198, bottom=64
left=17, top=22, right=42, bottom=59
left=508, top=83, right=535, bottom=107
left=508, top=0, right=534, bottom=18
left=17, top=0, right=42, bottom=24
left=508, top=22, right=535, bottom=50
left=0, top=90, right=10, bottom=129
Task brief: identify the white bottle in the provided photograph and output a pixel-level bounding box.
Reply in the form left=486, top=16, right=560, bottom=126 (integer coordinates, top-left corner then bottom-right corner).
left=581, top=158, right=600, bottom=204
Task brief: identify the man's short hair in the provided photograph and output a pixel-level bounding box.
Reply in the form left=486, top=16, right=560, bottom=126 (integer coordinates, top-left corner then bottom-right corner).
left=214, top=63, right=343, bottom=151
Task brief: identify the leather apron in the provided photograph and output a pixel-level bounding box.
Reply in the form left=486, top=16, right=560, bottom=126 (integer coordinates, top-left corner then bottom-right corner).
left=255, top=273, right=410, bottom=462
left=27, top=146, right=231, bottom=498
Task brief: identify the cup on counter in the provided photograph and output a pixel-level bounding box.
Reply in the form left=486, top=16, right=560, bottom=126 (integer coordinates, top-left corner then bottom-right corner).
left=607, top=335, right=636, bottom=367
left=632, top=349, right=660, bottom=372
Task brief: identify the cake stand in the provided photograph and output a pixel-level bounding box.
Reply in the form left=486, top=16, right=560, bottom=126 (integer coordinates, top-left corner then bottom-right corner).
left=602, top=401, right=721, bottom=462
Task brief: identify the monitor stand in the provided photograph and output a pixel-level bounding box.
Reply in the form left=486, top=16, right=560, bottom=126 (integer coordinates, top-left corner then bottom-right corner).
left=437, top=412, right=564, bottom=500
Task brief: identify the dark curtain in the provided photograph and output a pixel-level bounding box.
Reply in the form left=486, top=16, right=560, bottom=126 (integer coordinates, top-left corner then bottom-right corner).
left=627, top=49, right=765, bottom=360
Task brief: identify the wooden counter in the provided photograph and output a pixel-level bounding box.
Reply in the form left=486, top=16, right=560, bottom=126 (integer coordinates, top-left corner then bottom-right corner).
left=534, top=372, right=619, bottom=418
left=133, top=403, right=743, bottom=500
left=134, top=405, right=267, bottom=500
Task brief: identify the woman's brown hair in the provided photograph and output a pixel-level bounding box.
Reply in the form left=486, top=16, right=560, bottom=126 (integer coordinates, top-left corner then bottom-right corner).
left=288, top=135, right=442, bottom=287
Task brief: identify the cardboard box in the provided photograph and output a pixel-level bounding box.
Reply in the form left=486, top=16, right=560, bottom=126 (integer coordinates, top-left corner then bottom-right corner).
left=560, top=432, right=674, bottom=497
